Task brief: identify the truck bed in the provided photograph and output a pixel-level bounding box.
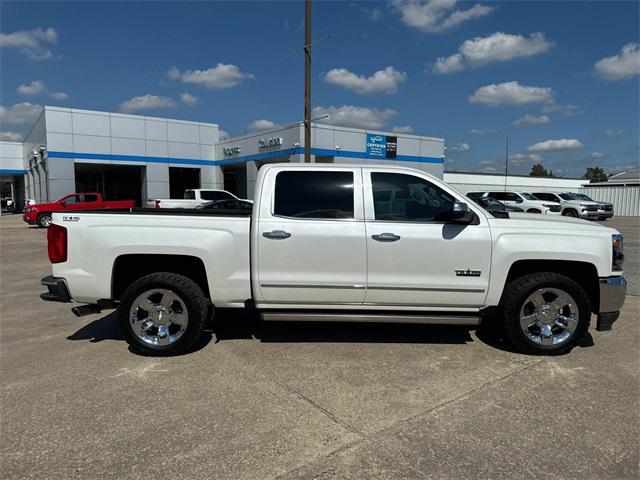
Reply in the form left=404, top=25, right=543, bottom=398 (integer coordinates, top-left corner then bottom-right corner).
left=50, top=208, right=252, bottom=306
left=64, top=207, right=252, bottom=217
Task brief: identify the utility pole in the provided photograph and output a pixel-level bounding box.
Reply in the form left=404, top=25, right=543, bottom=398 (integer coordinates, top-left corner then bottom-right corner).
left=304, top=0, right=312, bottom=162
left=504, top=136, right=509, bottom=191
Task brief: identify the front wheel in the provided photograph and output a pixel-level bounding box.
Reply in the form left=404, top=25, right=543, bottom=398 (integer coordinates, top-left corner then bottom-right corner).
left=563, top=209, right=578, bottom=218
left=37, top=213, right=52, bottom=228
left=118, top=272, right=210, bottom=356
left=500, top=272, right=590, bottom=355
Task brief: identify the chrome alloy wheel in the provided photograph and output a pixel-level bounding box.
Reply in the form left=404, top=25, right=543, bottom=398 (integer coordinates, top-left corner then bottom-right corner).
left=129, top=289, right=189, bottom=346
left=41, top=215, right=52, bottom=227
left=519, top=288, right=578, bottom=346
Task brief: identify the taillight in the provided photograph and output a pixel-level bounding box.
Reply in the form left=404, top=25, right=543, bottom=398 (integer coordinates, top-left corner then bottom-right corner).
left=155, top=200, right=160, bottom=208
left=47, top=223, right=67, bottom=263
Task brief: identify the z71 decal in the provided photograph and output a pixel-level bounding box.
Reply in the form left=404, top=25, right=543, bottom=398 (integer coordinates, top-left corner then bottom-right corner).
left=62, top=216, right=80, bottom=222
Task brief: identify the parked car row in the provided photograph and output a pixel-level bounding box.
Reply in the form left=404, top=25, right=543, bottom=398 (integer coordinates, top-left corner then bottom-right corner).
left=466, top=190, right=613, bottom=220
left=147, top=189, right=252, bottom=209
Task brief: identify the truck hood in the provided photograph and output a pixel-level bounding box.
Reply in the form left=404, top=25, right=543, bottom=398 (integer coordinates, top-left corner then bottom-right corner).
left=491, top=212, right=619, bottom=234
left=25, top=201, right=58, bottom=211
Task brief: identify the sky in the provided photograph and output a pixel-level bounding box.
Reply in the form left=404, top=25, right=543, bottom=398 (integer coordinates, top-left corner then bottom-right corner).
left=1, top=0, right=639, bottom=177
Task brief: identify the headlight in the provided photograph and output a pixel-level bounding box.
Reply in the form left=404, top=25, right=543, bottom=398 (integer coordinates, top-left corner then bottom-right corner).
left=612, top=234, right=624, bottom=271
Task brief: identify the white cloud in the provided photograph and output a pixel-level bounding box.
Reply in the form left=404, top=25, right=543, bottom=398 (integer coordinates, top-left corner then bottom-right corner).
left=448, top=142, right=470, bottom=152
left=594, top=42, right=640, bottom=81
left=0, top=102, right=42, bottom=124
left=433, top=32, right=553, bottom=74
left=513, top=114, right=550, bottom=126
left=392, top=0, right=493, bottom=33
left=180, top=92, right=199, bottom=106
left=313, top=105, right=397, bottom=129
left=478, top=159, right=495, bottom=166
left=118, top=95, right=177, bottom=113
left=0, top=27, right=58, bottom=60
left=541, top=102, right=582, bottom=117
left=17, top=80, right=68, bottom=100
left=527, top=139, right=584, bottom=152
left=482, top=166, right=497, bottom=173
left=603, top=128, right=624, bottom=137
left=392, top=125, right=414, bottom=133
left=324, top=66, right=407, bottom=94
left=218, top=130, right=230, bottom=141
left=469, top=81, right=553, bottom=106
left=432, top=54, right=465, bottom=74
left=509, top=153, right=542, bottom=164
left=168, top=63, right=254, bottom=89
left=470, top=128, right=496, bottom=135
left=591, top=152, right=604, bottom=159
left=248, top=119, right=276, bottom=131
left=0, top=131, right=23, bottom=142
left=17, top=80, right=45, bottom=95
left=362, top=6, right=383, bottom=20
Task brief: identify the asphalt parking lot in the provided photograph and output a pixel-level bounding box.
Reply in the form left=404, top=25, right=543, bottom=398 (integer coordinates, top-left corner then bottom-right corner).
left=1, top=214, right=638, bottom=480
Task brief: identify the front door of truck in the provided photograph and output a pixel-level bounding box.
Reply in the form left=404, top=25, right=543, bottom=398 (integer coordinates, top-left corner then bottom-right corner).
left=364, top=170, right=491, bottom=307
left=256, top=168, right=367, bottom=305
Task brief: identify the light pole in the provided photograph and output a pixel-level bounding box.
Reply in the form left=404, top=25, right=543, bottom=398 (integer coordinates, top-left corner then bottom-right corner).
left=304, top=0, right=312, bottom=162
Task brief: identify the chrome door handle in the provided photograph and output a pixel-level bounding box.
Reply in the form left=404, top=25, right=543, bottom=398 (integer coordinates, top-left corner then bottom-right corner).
left=263, top=230, right=291, bottom=240
left=372, top=233, right=401, bottom=242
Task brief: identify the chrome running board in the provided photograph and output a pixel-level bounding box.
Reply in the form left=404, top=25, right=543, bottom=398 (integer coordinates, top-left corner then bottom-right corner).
left=260, top=312, right=480, bottom=326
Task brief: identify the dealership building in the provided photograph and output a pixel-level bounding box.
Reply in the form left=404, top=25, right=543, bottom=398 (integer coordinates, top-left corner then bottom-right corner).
left=0, top=106, right=445, bottom=210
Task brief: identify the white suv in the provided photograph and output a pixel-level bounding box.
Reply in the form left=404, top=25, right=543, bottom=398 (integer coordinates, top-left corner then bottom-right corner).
left=470, top=191, right=562, bottom=214
left=533, top=192, right=601, bottom=220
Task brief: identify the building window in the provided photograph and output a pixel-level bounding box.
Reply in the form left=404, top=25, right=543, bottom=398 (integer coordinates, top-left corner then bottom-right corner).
left=169, top=167, right=200, bottom=199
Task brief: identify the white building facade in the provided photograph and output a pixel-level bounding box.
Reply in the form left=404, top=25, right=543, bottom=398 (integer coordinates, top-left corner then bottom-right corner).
left=1, top=106, right=446, bottom=208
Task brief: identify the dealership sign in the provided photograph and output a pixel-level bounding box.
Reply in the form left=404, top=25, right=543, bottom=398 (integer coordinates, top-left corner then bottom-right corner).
left=223, top=146, right=242, bottom=156
left=366, top=134, right=397, bottom=159
left=258, top=137, right=283, bottom=149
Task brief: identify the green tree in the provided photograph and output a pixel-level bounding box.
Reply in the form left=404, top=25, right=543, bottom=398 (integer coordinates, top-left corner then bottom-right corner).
left=530, top=163, right=550, bottom=177
left=583, top=167, right=608, bottom=183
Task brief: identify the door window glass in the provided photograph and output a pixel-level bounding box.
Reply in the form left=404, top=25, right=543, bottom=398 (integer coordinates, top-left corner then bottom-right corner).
left=274, top=171, right=354, bottom=219
left=371, top=173, right=454, bottom=221
left=63, top=195, right=81, bottom=205
left=83, top=194, right=99, bottom=202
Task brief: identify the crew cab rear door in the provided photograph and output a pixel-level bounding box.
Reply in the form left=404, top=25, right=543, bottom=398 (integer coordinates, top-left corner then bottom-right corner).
left=363, top=168, right=491, bottom=307
left=255, top=167, right=367, bottom=305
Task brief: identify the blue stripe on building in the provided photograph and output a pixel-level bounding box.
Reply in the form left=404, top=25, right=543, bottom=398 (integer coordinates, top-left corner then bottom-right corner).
left=47, top=148, right=444, bottom=167
left=0, top=169, right=28, bottom=175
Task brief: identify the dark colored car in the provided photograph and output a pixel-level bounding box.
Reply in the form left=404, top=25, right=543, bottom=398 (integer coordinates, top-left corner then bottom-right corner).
left=466, top=192, right=523, bottom=217
left=196, top=199, right=253, bottom=210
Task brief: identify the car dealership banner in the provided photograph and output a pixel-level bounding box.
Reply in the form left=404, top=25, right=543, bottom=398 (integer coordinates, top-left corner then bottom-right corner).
left=366, top=134, right=397, bottom=159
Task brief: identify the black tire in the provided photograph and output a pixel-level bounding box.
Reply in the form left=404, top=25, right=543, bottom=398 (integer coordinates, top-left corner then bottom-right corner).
left=500, top=272, right=590, bottom=355
left=118, top=272, right=210, bottom=356
left=526, top=208, right=541, bottom=214
left=563, top=209, right=578, bottom=217
left=37, top=213, right=52, bottom=228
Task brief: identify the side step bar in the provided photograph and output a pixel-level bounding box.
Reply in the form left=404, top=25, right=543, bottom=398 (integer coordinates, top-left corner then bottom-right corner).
left=260, top=312, right=481, bottom=326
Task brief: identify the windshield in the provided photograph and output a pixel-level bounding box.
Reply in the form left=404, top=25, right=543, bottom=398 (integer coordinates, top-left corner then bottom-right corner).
left=520, top=192, right=537, bottom=201
left=559, top=193, right=577, bottom=200
left=573, top=193, right=593, bottom=201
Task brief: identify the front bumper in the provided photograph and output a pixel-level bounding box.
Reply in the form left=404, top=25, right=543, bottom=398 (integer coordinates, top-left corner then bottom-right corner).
left=22, top=213, right=36, bottom=224
left=596, top=276, right=627, bottom=331
left=40, top=275, right=71, bottom=303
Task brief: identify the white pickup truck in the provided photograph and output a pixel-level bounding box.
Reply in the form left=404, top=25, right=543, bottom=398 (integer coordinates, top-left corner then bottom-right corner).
left=147, top=188, right=248, bottom=209
left=41, top=164, right=627, bottom=356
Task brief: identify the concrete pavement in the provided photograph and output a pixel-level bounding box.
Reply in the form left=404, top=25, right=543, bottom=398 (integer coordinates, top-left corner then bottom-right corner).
left=1, top=215, right=638, bottom=479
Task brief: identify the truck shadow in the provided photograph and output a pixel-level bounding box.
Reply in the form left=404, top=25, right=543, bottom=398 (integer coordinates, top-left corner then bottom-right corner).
left=67, top=309, right=595, bottom=355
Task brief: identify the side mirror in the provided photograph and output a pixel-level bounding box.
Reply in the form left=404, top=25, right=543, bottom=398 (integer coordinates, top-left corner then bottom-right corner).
left=450, top=201, right=474, bottom=224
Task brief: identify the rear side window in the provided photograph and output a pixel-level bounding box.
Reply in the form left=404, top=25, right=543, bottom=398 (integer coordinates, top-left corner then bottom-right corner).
left=184, top=191, right=196, bottom=200
left=83, top=194, right=98, bottom=202
left=201, top=191, right=233, bottom=201
left=274, top=171, right=354, bottom=219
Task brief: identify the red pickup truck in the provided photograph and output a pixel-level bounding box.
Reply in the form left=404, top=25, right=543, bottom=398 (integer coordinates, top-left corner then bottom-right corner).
left=23, top=193, right=136, bottom=228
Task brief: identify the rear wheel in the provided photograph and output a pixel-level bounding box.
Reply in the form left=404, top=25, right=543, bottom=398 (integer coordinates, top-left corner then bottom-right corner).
left=500, top=272, right=590, bottom=355
left=563, top=209, right=578, bottom=217
left=37, top=213, right=52, bottom=228
left=118, top=272, right=209, bottom=356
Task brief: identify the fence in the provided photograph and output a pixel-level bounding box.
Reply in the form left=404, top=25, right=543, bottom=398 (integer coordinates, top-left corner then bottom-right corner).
left=582, top=186, right=639, bottom=216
